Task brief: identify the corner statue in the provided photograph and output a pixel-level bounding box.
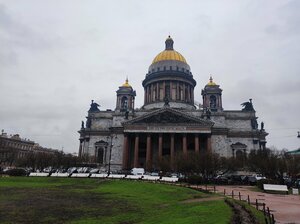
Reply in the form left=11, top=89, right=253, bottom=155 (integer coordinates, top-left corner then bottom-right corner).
left=241, top=99, right=255, bottom=112
left=88, top=100, right=100, bottom=113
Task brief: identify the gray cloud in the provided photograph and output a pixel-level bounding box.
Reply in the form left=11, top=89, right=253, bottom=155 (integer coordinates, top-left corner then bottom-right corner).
left=0, top=0, right=299, bottom=153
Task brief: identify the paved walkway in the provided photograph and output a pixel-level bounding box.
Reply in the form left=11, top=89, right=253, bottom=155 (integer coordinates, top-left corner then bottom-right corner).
left=211, top=185, right=300, bottom=224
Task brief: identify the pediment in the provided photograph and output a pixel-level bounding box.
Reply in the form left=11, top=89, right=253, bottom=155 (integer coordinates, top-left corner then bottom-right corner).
left=123, top=107, right=214, bottom=127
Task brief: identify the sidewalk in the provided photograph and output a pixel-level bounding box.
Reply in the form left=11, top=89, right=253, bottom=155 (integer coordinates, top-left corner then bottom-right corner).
left=213, top=185, right=300, bottom=224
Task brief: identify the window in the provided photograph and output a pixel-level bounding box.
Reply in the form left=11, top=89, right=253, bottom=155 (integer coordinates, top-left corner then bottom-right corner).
left=210, top=95, right=217, bottom=108
left=97, top=147, right=104, bottom=164
left=121, top=96, right=128, bottom=110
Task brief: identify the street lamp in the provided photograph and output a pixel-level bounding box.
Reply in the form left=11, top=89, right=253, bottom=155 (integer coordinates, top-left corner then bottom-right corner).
left=107, top=134, right=117, bottom=175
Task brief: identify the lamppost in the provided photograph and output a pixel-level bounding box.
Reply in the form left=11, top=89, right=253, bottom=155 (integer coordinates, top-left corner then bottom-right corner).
left=107, top=134, right=116, bottom=175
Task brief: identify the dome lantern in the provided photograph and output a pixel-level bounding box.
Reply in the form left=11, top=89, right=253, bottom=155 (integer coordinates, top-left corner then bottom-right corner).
left=165, top=36, right=174, bottom=50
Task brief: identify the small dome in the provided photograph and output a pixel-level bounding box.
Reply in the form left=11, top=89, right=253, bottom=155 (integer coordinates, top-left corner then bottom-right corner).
left=151, top=36, right=187, bottom=64
left=121, top=78, right=132, bottom=88
left=207, top=76, right=217, bottom=86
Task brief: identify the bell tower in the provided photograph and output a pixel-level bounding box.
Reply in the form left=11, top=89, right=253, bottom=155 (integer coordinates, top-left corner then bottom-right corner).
left=202, top=76, right=223, bottom=112
left=116, top=78, right=136, bottom=112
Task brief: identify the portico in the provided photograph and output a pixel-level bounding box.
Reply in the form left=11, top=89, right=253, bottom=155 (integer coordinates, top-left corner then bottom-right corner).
left=122, top=107, right=214, bottom=171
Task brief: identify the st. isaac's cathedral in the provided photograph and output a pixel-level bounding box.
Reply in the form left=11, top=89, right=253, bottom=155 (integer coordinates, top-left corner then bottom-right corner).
left=78, top=36, right=268, bottom=171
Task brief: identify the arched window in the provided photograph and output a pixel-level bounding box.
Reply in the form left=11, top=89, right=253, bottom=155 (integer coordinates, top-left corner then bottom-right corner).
left=121, top=96, right=128, bottom=110
left=95, top=140, right=108, bottom=165
left=210, top=95, right=217, bottom=108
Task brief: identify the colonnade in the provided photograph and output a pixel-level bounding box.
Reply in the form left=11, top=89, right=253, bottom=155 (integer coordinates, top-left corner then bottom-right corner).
left=122, top=133, right=211, bottom=171
left=144, top=81, right=194, bottom=105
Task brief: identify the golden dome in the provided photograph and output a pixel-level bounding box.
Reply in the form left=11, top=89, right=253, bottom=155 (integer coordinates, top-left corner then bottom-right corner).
left=152, top=50, right=187, bottom=64
left=122, top=78, right=132, bottom=88
left=152, top=36, right=187, bottom=64
left=207, top=76, right=217, bottom=86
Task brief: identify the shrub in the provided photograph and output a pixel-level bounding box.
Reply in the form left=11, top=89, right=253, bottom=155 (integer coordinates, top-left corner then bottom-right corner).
left=257, top=179, right=280, bottom=190
left=186, top=175, right=203, bottom=185
left=5, top=168, right=27, bottom=176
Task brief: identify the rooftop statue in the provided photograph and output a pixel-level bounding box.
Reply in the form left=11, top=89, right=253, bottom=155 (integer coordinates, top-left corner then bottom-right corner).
left=241, top=99, right=255, bottom=112
left=88, top=100, right=100, bottom=113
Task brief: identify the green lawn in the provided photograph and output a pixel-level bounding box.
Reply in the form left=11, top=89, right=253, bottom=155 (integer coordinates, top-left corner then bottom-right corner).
left=0, top=177, right=232, bottom=224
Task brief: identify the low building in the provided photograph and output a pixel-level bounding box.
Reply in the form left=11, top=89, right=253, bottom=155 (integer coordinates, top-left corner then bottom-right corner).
left=0, top=130, right=58, bottom=167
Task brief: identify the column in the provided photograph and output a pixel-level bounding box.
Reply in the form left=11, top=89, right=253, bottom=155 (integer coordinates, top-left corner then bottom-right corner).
left=122, top=135, right=129, bottom=170
left=170, top=134, right=175, bottom=170
left=146, top=134, right=152, bottom=170
left=151, top=84, right=154, bottom=102
left=183, top=84, right=186, bottom=101
left=194, top=134, right=199, bottom=153
left=148, top=85, right=151, bottom=103
left=134, top=134, right=139, bottom=167
left=207, top=136, right=212, bottom=153
left=158, top=134, right=163, bottom=162
left=156, top=82, right=159, bottom=101
left=94, top=147, right=97, bottom=162
left=163, top=81, right=166, bottom=100
left=182, top=134, right=187, bottom=156
left=128, top=98, right=132, bottom=110
left=191, top=87, right=194, bottom=104
left=176, top=81, right=179, bottom=100
left=78, top=143, right=83, bottom=157
left=144, top=89, right=147, bottom=104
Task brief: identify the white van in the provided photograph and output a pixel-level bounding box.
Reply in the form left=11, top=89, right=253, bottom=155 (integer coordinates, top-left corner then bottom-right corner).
left=131, top=168, right=145, bottom=176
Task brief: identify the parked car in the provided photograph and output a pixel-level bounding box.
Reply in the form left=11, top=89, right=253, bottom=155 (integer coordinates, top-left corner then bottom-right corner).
left=248, top=174, right=266, bottom=184
left=131, top=168, right=145, bottom=175
left=67, top=167, right=77, bottom=174
left=214, top=175, right=229, bottom=185
left=90, top=168, right=100, bottom=174
left=150, top=172, right=159, bottom=176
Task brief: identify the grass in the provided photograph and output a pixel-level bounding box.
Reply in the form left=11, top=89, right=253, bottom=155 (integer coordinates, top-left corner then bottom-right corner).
left=0, top=177, right=232, bottom=224
left=228, top=199, right=266, bottom=224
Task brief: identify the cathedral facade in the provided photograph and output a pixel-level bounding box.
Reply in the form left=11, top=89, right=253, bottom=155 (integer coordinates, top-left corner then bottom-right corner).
left=78, top=37, right=268, bottom=172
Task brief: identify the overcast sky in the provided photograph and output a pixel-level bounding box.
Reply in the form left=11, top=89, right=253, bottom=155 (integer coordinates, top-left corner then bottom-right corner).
left=0, top=0, right=299, bottom=153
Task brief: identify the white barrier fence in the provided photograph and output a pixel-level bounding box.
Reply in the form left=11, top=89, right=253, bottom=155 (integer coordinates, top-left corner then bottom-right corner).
left=142, top=175, right=160, bottom=181
left=108, top=174, right=126, bottom=179
left=125, top=175, right=143, bottom=180
left=28, top=172, right=179, bottom=183
left=71, top=173, right=90, bottom=178
left=29, top=172, right=49, bottom=177
left=90, top=173, right=107, bottom=178
left=50, top=173, right=69, bottom=177
left=160, top=177, right=179, bottom=182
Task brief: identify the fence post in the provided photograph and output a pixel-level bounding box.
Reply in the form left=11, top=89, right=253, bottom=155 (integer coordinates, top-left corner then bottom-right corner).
left=232, top=190, right=234, bottom=199
left=214, top=185, right=216, bottom=193
left=263, top=203, right=266, bottom=215
left=256, top=199, right=258, bottom=210
left=265, top=217, right=268, bottom=224
left=238, top=192, right=241, bottom=201
left=271, top=214, right=275, bottom=224
left=267, top=207, right=271, bottom=223
left=224, top=189, right=226, bottom=196
left=247, top=195, right=250, bottom=205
